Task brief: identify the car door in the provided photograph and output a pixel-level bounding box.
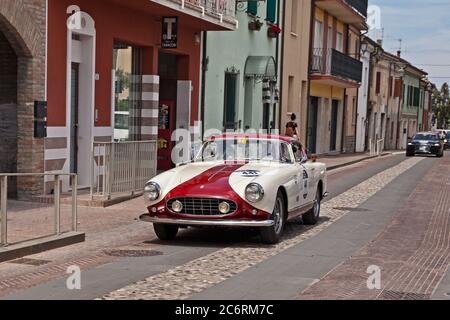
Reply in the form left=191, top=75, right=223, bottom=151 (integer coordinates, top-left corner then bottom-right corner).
left=292, top=142, right=316, bottom=204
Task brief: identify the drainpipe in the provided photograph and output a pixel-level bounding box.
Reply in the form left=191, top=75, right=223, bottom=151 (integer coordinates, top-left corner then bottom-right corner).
left=305, top=0, right=316, bottom=151
left=277, top=0, right=286, bottom=131
left=200, top=31, right=207, bottom=140
left=274, top=0, right=286, bottom=134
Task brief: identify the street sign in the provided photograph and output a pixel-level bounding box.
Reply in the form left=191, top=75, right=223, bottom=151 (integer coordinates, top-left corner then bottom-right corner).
left=162, top=17, right=178, bottom=49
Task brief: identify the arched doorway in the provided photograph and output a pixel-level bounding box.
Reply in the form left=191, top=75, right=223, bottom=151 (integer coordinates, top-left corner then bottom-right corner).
left=0, top=24, right=19, bottom=196
left=0, top=4, right=46, bottom=199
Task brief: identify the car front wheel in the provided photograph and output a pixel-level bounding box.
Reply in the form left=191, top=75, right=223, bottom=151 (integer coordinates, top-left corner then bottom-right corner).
left=260, top=191, right=286, bottom=244
left=154, top=224, right=179, bottom=241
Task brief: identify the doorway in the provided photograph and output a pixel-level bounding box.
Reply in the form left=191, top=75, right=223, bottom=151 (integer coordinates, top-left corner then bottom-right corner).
left=330, top=100, right=339, bottom=151
left=308, top=97, right=319, bottom=154
left=70, top=63, right=79, bottom=177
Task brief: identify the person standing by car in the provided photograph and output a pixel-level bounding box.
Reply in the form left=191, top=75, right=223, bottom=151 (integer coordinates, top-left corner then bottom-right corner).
left=285, top=113, right=299, bottom=140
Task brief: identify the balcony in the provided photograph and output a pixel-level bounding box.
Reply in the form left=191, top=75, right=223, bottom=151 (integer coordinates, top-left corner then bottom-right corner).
left=310, top=48, right=363, bottom=88
left=151, top=0, right=237, bottom=30
left=315, top=0, right=368, bottom=30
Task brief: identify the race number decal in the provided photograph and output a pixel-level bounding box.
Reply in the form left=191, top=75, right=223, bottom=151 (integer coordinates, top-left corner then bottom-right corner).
left=303, top=170, right=309, bottom=199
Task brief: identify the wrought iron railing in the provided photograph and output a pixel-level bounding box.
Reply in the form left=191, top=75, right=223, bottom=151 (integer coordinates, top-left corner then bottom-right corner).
left=345, top=0, right=368, bottom=18
left=159, top=0, right=237, bottom=21
left=311, top=48, right=363, bottom=83
left=91, top=141, right=157, bottom=200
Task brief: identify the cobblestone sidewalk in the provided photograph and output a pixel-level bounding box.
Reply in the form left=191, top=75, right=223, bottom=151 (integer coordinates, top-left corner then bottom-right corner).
left=101, top=157, right=423, bottom=300
left=298, top=155, right=450, bottom=300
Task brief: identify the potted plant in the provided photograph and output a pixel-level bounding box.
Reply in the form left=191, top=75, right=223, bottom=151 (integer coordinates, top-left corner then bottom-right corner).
left=248, top=19, right=263, bottom=31
left=267, top=24, right=282, bottom=38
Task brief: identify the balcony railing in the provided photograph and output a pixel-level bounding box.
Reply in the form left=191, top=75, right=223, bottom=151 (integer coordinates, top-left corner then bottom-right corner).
left=345, top=0, right=368, bottom=18
left=160, top=0, right=237, bottom=22
left=311, top=48, right=363, bottom=83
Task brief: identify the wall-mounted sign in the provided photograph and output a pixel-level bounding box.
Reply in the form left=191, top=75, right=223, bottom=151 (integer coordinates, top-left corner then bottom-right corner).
left=162, top=17, right=178, bottom=49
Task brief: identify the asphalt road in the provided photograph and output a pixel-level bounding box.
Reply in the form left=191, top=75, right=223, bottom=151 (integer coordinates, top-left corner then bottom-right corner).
left=2, top=152, right=447, bottom=300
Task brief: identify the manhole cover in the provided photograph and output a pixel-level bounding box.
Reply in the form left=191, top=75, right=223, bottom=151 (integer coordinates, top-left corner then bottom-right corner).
left=10, top=258, right=51, bottom=266
left=333, top=207, right=370, bottom=212
left=380, top=290, right=429, bottom=300
left=104, top=249, right=163, bottom=258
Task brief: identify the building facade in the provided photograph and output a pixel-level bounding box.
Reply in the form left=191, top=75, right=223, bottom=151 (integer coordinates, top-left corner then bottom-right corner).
left=279, top=0, right=311, bottom=144
left=202, top=0, right=282, bottom=136
left=307, top=0, right=367, bottom=155
left=0, top=0, right=47, bottom=198
left=398, top=64, right=428, bottom=149
left=43, top=0, right=237, bottom=192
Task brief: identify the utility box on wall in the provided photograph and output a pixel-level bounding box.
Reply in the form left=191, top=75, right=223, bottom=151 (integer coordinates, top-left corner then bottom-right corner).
left=34, top=101, right=47, bottom=138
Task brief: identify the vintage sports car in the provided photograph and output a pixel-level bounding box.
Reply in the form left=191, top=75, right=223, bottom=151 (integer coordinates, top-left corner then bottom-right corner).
left=140, top=134, right=328, bottom=244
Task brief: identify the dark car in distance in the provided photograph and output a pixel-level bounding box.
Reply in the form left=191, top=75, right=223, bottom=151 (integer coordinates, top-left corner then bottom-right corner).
left=407, top=132, right=444, bottom=157
left=445, top=132, right=450, bottom=150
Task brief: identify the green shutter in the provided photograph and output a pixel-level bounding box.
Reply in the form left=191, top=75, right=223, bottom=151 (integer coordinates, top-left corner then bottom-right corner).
left=266, top=0, right=277, bottom=23
left=247, top=1, right=257, bottom=16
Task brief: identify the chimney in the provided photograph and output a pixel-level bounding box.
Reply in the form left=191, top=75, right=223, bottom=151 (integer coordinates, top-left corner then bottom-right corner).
left=377, top=39, right=383, bottom=47
left=397, top=50, right=401, bottom=58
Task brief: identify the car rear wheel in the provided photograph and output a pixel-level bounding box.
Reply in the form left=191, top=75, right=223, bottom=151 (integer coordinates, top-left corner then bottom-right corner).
left=260, top=191, right=286, bottom=245
left=406, top=151, right=414, bottom=157
left=154, top=224, right=179, bottom=241
left=303, top=189, right=321, bottom=225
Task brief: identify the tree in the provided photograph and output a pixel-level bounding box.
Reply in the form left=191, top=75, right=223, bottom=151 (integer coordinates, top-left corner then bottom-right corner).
left=432, top=83, right=450, bottom=129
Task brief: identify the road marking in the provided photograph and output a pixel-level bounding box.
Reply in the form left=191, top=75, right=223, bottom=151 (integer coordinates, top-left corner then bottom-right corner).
left=101, top=158, right=424, bottom=300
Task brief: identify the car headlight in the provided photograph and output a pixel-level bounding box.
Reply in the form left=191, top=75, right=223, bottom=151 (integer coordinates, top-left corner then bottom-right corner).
left=218, top=202, right=231, bottom=214
left=434, top=143, right=441, bottom=147
left=408, top=143, right=413, bottom=146
left=245, top=183, right=265, bottom=203
left=144, top=182, right=160, bottom=202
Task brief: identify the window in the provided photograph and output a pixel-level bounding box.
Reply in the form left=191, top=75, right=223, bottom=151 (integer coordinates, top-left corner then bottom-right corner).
left=266, top=0, right=277, bottom=23
left=388, top=76, right=393, bottom=97
left=375, top=72, right=381, bottom=94
left=336, top=32, right=343, bottom=52
left=291, top=0, right=298, bottom=33
left=413, top=87, right=420, bottom=107
left=314, top=20, right=323, bottom=48
left=394, top=78, right=402, bottom=97
left=247, top=1, right=257, bottom=15
left=223, top=72, right=239, bottom=130
left=327, top=26, right=333, bottom=49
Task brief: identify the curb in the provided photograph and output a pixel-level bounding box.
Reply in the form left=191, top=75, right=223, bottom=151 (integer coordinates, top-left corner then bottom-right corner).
left=0, top=232, right=85, bottom=263
left=327, top=152, right=392, bottom=172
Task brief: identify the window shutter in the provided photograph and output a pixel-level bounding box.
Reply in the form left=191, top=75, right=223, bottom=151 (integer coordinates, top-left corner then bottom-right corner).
left=266, top=0, right=277, bottom=23
left=375, top=72, right=381, bottom=94
left=388, top=76, right=393, bottom=97
left=394, top=79, right=402, bottom=97
left=247, top=1, right=257, bottom=15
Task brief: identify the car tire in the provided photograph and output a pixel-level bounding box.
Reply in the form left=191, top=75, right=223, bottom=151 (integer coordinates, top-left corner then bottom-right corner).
left=302, top=188, right=321, bottom=225
left=154, top=224, right=179, bottom=241
left=406, top=152, right=414, bottom=157
left=260, top=191, right=286, bottom=245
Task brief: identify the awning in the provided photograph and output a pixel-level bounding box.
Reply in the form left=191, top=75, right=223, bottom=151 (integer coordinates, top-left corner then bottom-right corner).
left=244, top=56, right=277, bottom=79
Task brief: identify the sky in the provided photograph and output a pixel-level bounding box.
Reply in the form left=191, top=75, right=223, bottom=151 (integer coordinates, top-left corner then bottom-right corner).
left=368, top=0, right=450, bottom=88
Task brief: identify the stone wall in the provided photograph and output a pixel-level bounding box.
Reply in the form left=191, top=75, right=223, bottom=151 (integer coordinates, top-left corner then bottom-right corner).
left=0, top=0, right=46, bottom=198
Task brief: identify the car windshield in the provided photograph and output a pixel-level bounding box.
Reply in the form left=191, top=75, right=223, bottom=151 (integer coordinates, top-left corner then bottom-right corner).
left=413, top=133, right=439, bottom=141
left=197, top=138, right=293, bottom=163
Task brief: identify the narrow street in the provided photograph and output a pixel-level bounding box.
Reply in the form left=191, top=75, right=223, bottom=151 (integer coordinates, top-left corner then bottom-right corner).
left=1, top=152, right=449, bottom=300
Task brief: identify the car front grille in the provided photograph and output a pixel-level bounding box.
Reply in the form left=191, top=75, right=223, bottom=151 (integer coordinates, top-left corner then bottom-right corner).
left=167, top=198, right=237, bottom=216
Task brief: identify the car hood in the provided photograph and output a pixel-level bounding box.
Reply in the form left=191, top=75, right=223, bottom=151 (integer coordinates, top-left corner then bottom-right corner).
left=149, top=161, right=291, bottom=201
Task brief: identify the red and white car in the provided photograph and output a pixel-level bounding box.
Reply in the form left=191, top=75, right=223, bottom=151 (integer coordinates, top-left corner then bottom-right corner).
left=140, top=134, right=328, bottom=244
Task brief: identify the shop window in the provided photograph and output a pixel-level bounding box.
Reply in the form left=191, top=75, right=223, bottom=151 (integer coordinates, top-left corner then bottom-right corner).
left=113, top=42, right=142, bottom=141
left=266, top=0, right=277, bottom=23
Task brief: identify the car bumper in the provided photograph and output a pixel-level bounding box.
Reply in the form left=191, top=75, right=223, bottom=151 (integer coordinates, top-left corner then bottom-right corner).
left=407, top=145, right=441, bottom=154
left=140, top=214, right=275, bottom=227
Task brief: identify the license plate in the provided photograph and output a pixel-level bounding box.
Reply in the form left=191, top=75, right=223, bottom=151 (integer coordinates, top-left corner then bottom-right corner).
left=420, top=146, right=427, bottom=151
